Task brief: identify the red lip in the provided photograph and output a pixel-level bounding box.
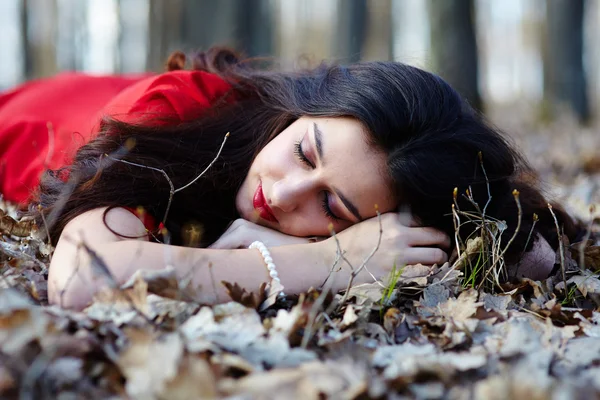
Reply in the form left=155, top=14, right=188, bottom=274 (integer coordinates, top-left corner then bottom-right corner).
left=253, top=182, right=278, bottom=222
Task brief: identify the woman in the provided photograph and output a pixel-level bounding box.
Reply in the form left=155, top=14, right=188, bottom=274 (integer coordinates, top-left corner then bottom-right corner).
left=0, top=48, right=575, bottom=309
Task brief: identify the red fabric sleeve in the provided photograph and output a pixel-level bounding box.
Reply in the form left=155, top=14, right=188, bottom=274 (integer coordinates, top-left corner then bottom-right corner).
left=101, top=70, right=233, bottom=125
left=0, top=73, right=152, bottom=204
left=0, top=70, right=232, bottom=205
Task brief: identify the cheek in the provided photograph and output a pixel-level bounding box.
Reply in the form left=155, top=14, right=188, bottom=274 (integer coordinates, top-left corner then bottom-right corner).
left=259, top=144, right=293, bottom=176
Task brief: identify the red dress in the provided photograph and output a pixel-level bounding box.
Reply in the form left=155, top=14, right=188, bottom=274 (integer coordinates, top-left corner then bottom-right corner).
left=0, top=70, right=232, bottom=205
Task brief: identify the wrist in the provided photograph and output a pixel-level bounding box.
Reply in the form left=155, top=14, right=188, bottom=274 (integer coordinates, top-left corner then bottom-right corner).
left=315, top=238, right=355, bottom=291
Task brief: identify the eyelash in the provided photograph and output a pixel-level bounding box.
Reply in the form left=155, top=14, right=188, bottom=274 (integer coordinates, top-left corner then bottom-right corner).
left=293, top=140, right=312, bottom=167
left=293, top=140, right=340, bottom=221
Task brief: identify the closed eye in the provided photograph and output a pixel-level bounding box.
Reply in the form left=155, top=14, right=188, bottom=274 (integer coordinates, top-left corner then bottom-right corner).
left=321, top=192, right=340, bottom=221
left=294, top=140, right=313, bottom=168
left=294, top=139, right=341, bottom=221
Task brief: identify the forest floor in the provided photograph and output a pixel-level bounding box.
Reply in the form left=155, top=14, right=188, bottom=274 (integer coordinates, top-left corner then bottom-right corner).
left=1, top=110, right=599, bottom=399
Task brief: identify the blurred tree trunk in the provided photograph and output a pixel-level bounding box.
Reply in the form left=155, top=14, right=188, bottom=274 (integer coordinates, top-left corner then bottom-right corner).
left=19, top=0, right=32, bottom=79
left=148, top=0, right=273, bottom=69
left=55, top=0, right=87, bottom=71
left=544, top=0, right=589, bottom=122
left=146, top=0, right=184, bottom=71
left=335, top=0, right=368, bottom=62
left=180, top=0, right=237, bottom=52
left=117, top=0, right=150, bottom=73
left=235, top=0, right=273, bottom=57
left=427, top=0, right=481, bottom=111
left=362, top=0, right=393, bottom=61
left=20, top=0, right=58, bottom=80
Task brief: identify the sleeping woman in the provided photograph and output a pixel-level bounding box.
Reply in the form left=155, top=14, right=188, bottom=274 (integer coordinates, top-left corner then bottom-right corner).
left=0, top=48, right=577, bottom=309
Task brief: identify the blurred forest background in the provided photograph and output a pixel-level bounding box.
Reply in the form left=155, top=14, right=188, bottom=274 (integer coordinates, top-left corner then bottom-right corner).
left=0, top=0, right=598, bottom=124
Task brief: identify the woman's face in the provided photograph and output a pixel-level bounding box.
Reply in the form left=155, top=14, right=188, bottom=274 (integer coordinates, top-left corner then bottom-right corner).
left=236, top=117, right=396, bottom=237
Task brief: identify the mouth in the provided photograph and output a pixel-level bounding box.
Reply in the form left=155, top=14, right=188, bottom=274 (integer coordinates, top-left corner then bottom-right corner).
left=253, top=182, right=278, bottom=223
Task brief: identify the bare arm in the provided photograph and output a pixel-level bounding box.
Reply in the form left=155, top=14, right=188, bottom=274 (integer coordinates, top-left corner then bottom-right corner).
left=49, top=208, right=449, bottom=310
left=49, top=207, right=345, bottom=309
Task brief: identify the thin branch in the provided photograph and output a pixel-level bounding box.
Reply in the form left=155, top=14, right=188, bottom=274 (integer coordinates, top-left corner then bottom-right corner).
left=452, top=203, right=462, bottom=260
left=512, top=213, right=538, bottom=279
left=301, top=277, right=337, bottom=349
left=548, top=203, right=568, bottom=293
left=106, top=132, right=229, bottom=229
left=478, top=151, right=493, bottom=218
left=61, top=232, right=156, bottom=325
left=578, top=204, right=596, bottom=271
left=0, top=241, right=47, bottom=270
left=175, top=132, right=230, bottom=193
left=338, top=208, right=384, bottom=306
left=477, top=189, right=522, bottom=291
left=36, top=205, right=52, bottom=262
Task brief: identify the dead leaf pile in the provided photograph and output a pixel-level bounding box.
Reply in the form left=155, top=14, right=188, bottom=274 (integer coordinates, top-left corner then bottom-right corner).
left=1, top=117, right=600, bottom=399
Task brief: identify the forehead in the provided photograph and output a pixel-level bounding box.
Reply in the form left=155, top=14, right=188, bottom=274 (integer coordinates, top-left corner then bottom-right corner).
left=314, top=117, right=396, bottom=217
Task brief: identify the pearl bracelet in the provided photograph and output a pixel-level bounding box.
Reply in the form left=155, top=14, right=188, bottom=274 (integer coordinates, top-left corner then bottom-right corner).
left=248, top=241, right=285, bottom=297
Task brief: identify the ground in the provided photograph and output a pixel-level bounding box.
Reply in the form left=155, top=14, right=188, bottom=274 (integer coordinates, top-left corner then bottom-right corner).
left=1, top=110, right=599, bottom=399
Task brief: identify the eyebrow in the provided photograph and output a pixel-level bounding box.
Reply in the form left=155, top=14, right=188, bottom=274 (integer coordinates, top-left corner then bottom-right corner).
left=312, top=122, right=363, bottom=222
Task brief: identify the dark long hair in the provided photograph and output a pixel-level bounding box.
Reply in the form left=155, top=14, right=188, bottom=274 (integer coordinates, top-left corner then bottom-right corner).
left=36, top=47, right=577, bottom=262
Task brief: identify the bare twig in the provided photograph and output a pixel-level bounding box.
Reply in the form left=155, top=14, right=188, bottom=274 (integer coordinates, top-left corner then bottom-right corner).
left=0, top=241, right=47, bottom=270
left=301, top=278, right=336, bottom=349
left=452, top=203, right=462, bottom=260
left=326, top=223, right=355, bottom=272
left=106, top=132, right=229, bottom=230
left=578, top=204, right=596, bottom=270
left=512, top=213, right=538, bottom=279
left=338, top=208, right=384, bottom=306
left=175, top=132, right=229, bottom=193
left=477, top=190, right=522, bottom=290
left=548, top=203, right=568, bottom=293
left=478, top=151, right=492, bottom=218
left=61, top=232, right=156, bottom=325
left=36, top=205, right=52, bottom=262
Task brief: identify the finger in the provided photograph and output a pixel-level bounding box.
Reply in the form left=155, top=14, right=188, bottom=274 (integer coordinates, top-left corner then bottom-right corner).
left=403, top=247, right=449, bottom=266
left=406, top=227, right=451, bottom=249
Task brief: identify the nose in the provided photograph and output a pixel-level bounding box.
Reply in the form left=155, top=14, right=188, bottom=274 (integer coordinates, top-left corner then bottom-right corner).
left=270, top=174, right=316, bottom=213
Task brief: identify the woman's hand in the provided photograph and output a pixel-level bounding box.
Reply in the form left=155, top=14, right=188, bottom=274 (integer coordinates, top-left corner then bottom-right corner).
left=209, top=219, right=322, bottom=249
left=324, top=212, right=451, bottom=285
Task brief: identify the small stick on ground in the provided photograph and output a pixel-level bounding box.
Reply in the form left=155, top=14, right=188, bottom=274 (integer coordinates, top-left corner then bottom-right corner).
left=477, top=189, right=522, bottom=291
left=512, top=213, right=538, bottom=279
left=578, top=204, right=596, bottom=270
left=548, top=203, right=568, bottom=294
left=36, top=205, right=52, bottom=262
left=338, top=206, right=384, bottom=307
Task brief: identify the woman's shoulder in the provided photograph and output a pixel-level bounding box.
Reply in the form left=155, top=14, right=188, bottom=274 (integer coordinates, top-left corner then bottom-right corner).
left=58, top=206, right=150, bottom=246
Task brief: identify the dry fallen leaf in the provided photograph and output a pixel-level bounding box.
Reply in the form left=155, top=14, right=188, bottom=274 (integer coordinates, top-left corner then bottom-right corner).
left=397, top=264, right=433, bottom=286
left=116, top=328, right=184, bottom=399
left=343, top=282, right=386, bottom=307
left=341, top=304, right=359, bottom=328
left=569, top=240, right=600, bottom=270
left=565, top=271, right=600, bottom=297
left=222, top=280, right=267, bottom=309
left=2, top=130, right=600, bottom=400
